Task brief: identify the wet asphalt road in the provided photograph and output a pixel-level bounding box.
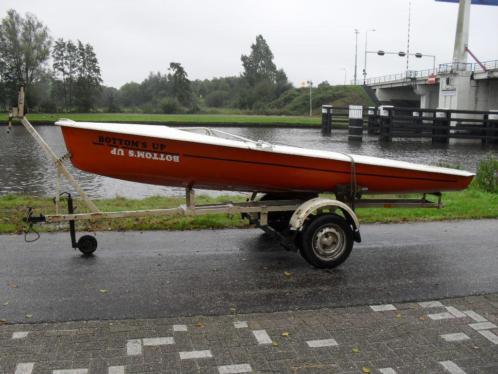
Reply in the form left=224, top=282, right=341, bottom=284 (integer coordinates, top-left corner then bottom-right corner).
left=0, top=219, right=497, bottom=324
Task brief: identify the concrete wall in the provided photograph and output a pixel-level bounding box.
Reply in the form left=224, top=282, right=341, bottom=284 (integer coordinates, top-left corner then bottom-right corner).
left=375, top=86, right=420, bottom=106
left=474, top=79, right=498, bottom=111
left=415, top=84, right=439, bottom=109
left=438, top=72, right=498, bottom=111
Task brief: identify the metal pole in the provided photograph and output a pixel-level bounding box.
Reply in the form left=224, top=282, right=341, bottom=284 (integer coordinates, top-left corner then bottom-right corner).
left=363, top=33, right=368, bottom=85
left=309, top=81, right=312, bottom=117
left=406, top=0, right=412, bottom=71
left=363, top=29, right=375, bottom=85
left=354, top=29, right=359, bottom=85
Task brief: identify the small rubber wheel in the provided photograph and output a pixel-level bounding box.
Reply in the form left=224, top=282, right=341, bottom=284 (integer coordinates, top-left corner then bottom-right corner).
left=300, top=214, right=353, bottom=269
left=77, top=235, right=98, bottom=256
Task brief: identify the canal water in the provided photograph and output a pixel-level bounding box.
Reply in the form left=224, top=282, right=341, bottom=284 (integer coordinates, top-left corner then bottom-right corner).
left=1, top=125, right=496, bottom=199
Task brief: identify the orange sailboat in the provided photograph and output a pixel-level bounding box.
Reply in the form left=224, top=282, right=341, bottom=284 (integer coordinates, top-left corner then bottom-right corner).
left=57, top=120, right=474, bottom=195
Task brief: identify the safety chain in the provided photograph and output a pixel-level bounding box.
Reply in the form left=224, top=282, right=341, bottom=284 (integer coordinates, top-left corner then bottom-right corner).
left=23, top=208, right=40, bottom=243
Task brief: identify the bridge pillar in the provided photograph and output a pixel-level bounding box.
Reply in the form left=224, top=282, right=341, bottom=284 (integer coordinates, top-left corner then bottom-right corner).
left=367, top=107, right=379, bottom=135
left=348, top=105, right=363, bottom=142
left=415, top=84, right=439, bottom=109
left=433, top=110, right=450, bottom=144
left=379, top=105, right=393, bottom=142
left=412, top=110, right=423, bottom=135
left=484, top=110, right=498, bottom=145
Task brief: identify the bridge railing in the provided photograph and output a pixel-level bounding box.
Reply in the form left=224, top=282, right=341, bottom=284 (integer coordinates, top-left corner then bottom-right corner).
left=361, top=59, right=498, bottom=86
left=475, top=60, right=498, bottom=73
left=437, top=62, right=473, bottom=74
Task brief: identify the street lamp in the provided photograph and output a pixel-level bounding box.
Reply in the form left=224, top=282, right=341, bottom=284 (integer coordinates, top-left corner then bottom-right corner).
left=369, top=50, right=437, bottom=71
left=307, top=80, right=313, bottom=117
left=353, top=29, right=359, bottom=85
left=363, top=28, right=376, bottom=84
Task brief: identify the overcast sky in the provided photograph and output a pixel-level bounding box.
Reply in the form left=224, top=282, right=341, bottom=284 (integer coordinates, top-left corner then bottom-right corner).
left=2, top=0, right=498, bottom=88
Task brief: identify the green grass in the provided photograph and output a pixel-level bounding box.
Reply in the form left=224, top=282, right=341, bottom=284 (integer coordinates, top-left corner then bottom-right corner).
left=19, top=113, right=322, bottom=126
left=1, top=188, right=496, bottom=235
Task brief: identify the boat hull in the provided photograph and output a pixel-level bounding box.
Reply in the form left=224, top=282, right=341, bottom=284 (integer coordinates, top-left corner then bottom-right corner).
left=59, top=125, right=473, bottom=194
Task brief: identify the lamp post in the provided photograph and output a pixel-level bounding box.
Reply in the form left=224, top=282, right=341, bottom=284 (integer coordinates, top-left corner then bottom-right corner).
left=354, top=29, right=359, bottom=85
left=363, top=29, right=376, bottom=84
left=307, top=80, right=313, bottom=117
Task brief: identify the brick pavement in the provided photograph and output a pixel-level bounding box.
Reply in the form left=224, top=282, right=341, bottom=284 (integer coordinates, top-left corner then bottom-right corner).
left=1, top=294, right=497, bottom=374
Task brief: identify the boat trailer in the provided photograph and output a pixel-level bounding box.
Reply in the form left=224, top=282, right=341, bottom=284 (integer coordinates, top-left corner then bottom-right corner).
left=8, top=88, right=443, bottom=269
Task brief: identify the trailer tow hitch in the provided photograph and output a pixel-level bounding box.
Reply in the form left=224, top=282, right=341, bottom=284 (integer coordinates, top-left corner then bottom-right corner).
left=23, top=207, right=45, bottom=242
left=23, top=193, right=98, bottom=256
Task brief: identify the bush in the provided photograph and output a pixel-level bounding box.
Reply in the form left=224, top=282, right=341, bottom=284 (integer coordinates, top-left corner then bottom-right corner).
left=474, top=155, right=498, bottom=193
left=38, top=100, right=58, bottom=113
left=159, top=97, right=182, bottom=114
left=205, top=90, right=229, bottom=108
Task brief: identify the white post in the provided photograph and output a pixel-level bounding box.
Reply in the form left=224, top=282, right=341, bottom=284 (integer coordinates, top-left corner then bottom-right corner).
left=452, top=0, right=471, bottom=65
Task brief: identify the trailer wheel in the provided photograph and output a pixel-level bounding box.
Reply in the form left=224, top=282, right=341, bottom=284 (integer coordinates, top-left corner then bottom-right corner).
left=300, top=214, right=353, bottom=269
left=77, top=235, right=98, bottom=256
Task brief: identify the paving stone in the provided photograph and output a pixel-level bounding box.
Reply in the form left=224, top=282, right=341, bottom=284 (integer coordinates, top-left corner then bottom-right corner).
left=0, top=294, right=497, bottom=374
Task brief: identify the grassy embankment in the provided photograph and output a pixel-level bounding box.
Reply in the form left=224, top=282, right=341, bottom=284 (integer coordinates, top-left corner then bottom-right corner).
left=21, top=113, right=323, bottom=127
left=1, top=187, right=497, bottom=235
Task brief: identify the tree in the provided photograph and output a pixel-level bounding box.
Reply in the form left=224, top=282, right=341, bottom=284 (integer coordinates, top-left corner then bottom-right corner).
left=168, top=62, right=192, bottom=106
left=239, top=35, right=291, bottom=109
left=275, top=69, right=292, bottom=96
left=241, top=35, right=277, bottom=86
left=65, top=40, right=78, bottom=110
left=52, top=39, right=100, bottom=111
left=0, top=9, right=51, bottom=105
left=0, top=58, right=6, bottom=109
left=74, top=40, right=102, bottom=111
left=140, top=72, right=170, bottom=104
left=205, top=90, right=229, bottom=108
left=119, top=81, right=143, bottom=107
left=52, top=38, right=68, bottom=109
left=99, top=86, right=120, bottom=112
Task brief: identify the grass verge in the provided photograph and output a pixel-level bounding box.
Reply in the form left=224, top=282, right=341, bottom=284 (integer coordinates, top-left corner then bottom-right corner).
left=15, top=113, right=322, bottom=126
left=1, top=188, right=497, bottom=235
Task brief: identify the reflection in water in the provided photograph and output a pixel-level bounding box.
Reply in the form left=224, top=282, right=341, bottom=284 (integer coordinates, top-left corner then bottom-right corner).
left=0, top=125, right=496, bottom=199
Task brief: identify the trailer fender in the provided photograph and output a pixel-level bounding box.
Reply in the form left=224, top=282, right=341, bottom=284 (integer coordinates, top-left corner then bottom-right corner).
left=289, top=198, right=361, bottom=242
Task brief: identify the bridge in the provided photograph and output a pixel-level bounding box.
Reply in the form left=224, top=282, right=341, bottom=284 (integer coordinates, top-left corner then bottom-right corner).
left=360, top=0, right=498, bottom=111
left=363, top=60, right=498, bottom=110
left=365, top=60, right=498, bottom=87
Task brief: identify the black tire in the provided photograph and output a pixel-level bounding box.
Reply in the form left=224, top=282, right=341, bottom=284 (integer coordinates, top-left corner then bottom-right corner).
left=300, top=214, right=353, bottom=269
left=77, top=235, right=98, bottom=256
left=260, top=193, right=317, bottom=232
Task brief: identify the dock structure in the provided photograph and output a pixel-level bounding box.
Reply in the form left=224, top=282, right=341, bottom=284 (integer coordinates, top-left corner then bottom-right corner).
left=362, top=106, right=498, bottom=144
left=321, top=104, right=498, bottom=144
